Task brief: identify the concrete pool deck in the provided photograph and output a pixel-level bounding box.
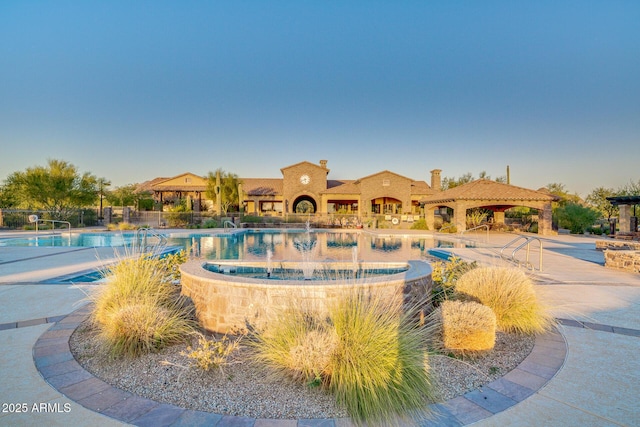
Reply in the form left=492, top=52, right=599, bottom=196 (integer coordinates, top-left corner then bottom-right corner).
left=1, top=229, right=639, bottom=426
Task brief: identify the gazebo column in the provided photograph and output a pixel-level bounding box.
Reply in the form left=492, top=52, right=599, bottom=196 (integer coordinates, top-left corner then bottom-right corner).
left=619, top=205, right=631, bottom=232
left=454, top=203, right=467, bottom=232
left=539, top=203, right=553, bottom=235
left=493, top=210, right=505, bottom=226
left=425, top=207, right=436, bottom=230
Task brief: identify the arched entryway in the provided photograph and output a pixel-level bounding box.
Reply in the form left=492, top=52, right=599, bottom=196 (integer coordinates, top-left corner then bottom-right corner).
left=293, top=196, right=317, bottom=214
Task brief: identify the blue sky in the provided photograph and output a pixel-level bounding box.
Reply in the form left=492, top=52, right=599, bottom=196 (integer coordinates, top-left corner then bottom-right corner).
left=1, top=1, right=638, bottom=197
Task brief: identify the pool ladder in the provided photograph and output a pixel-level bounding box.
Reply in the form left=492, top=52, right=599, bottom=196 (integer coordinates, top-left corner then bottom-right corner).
left=500, top=235, right=543, bottom=271
left=133, top=226, right=168, bottom=253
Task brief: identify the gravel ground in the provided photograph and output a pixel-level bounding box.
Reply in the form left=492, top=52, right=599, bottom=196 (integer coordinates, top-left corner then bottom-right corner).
left=70, top=321, right=535, bottom=420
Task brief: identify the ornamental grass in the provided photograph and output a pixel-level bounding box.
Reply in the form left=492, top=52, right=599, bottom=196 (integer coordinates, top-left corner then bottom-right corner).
left=431, top=300, right=496, bottom=357
left=250, top=291, right=438, bottom=425
left=454, top=266, right=554, bottom=334
left=90, top=252, right=196, bottom=357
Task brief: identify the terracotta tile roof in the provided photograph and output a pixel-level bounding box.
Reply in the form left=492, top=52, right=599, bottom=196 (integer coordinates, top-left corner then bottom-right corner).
left=411, top=181, right=434, bottom=195
left=354, top=170, right=415, bottom=183
left=242, top=178, right=283, bottom=196
left=321, top=180, right=359, bottom=194
left=421, top=179, right=560, bottom=204
left=136, top=177, right=169, bottom=193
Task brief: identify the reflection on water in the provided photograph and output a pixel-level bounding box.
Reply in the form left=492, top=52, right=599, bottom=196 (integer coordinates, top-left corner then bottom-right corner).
left=0, top=230, right=471, bottom=262
left=171, top=230, right=471, bottom=262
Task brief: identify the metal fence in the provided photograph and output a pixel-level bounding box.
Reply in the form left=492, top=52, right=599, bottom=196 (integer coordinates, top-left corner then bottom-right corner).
left=0, top=209, right=99, bottom=229
left=0, top=208, right=426, bottom=230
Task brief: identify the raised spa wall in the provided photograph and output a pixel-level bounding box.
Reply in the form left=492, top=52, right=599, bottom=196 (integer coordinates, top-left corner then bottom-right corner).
left=180, top=260, right=433, bottom=334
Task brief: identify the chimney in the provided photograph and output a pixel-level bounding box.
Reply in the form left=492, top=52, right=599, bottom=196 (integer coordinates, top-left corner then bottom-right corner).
left=506, top=165, right=510, bottom=185
left=430, top=169, right=442, bottom=191
left=320, top=160, right=328, bottom=169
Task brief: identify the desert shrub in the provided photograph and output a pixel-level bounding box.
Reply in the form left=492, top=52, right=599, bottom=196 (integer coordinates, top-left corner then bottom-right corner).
left=250, top=292, right=437, bottom=424
left=182, top=334, right=241, bottom=372
left=431, top=256, right=478, bottom=306
left=97, top=298, right=195, bottom=357
left=455, top=267, right=554, bottom=334
left=439, top=222, right=457, bottom=233
left=553, top=202, right=598, bottom=234
left=201, top=219, right=218, bottom=228
left=250, top=307, right=337, bottom=386
left=90, top=254, right=196, bottom=357
left=431, top=300, right=496, bottom=357
left=410, top=218, right=429, bottom=230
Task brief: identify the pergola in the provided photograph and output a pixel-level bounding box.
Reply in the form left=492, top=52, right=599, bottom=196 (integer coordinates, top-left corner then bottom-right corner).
left=606, top=196, right=640, bottom=234
left=420, top=179, right=559, bottom=235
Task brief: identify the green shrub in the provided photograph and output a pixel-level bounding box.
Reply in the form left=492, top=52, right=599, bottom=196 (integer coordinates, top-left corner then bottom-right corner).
left=553, top=202, right=598, bottom=234
left=201, top=219, right=218, bottom=228
left=410, top=218, right=429, bottom=230
left=431, top=300, right=496, bottom=357
left=431, top=256, right=477, bottom=306
left=455, top=267, right=554, bottom=334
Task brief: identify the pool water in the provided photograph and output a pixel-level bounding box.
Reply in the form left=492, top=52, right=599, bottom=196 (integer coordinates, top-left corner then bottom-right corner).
left=203, top=263, right=410, bottom=280
left=0, top=229, right=471, bottom=262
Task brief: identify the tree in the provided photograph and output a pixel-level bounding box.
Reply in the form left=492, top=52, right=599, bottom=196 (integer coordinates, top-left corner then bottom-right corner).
left=4, top=159, right=98, bottom=220
left=442, top=171, right=506, bottom=190
left=585, top=187, right=617, bottom=220
left=442, top=173, right=474, bottom=190
left=97, top=177, right=111, bottom=219
left=106, top=184, right=143, bottom=209
left=554, top=202, right=598, bottom=234
left=206, top=169, right=242, bottom=215
left=545, top=183, right=582, bottom=208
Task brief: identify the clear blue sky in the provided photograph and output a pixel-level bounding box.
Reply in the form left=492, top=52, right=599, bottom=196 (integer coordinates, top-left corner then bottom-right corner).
left=1, top=1, right=638, bottom=197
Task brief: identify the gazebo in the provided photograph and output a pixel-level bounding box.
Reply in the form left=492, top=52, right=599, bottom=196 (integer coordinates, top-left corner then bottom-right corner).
left=606, top=196, right=640, bottom=235
left=420, top=179, right=560, bottom=235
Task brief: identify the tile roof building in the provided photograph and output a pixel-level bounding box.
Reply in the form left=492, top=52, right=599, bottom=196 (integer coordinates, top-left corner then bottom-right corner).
left=140, top=160, right=558, bottom=234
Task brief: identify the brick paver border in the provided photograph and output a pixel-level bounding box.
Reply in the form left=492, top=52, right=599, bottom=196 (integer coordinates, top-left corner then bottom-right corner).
left=32, top=306, right=569, bottom=427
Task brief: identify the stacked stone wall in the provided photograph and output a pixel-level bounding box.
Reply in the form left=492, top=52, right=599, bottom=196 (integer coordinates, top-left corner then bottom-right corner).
left=603, top=250, right=640, bottom=274
left=180, top=260, right=433, bottom=333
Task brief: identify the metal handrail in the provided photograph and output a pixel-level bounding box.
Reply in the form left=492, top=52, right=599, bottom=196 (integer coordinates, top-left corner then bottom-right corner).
left=223, top=220, right=237, bottom=231
left=134, top=226, right=167, bottom=253
left=461, top=224, right=489, bottom=238
left=500, top=235, right=543, bottom=271
left=35, top=220, right=71, bottom=236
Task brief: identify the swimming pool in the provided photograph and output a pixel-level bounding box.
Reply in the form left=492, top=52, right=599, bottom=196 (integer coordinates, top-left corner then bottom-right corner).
left=0, top=229, right=471, bottom=262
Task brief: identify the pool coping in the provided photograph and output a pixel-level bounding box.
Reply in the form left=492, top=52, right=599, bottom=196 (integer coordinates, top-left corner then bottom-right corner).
left=33, top=305, right=568, bottom=427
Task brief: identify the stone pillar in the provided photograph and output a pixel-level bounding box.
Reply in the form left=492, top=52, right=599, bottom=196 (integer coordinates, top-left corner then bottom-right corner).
left=454, top=204, right=467, bottom=232
left=425, top=207, right=435, bottom=230
left=494, top=211, right=505, bottom=226
left=103, top=207, right=112, bottom=225
left=123, top=207, right=131, bottom=223
left=0, top=209, right=3, bottom=228
left=539, top=203, right=553, bottom=235
left=619, top=204, right=631, bottom=233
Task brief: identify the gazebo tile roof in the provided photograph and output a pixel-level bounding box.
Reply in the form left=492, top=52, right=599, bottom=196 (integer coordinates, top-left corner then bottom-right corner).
left=421, top=179, right=559, bottom=204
